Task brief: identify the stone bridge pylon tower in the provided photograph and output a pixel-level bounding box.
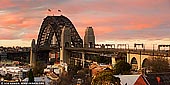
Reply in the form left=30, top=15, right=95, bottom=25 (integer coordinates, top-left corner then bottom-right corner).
left=84, top=27, right=95, bottom=48
left=30, top=39, right=36, bottom=67
left=60, top=26, right=71, bottom=64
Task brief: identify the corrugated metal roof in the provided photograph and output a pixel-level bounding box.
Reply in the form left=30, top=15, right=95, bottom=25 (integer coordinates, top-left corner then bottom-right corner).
left=114, top=75, right=140, bottom=85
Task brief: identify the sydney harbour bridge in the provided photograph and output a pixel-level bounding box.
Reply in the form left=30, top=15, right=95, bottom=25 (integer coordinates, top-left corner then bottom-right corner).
left=30, top=15, right=170, bottom=70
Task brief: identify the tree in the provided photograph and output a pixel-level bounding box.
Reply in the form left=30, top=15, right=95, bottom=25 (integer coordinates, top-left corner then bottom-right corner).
left=33, top=61, right=46, bottom=76
left=91, top=68, right=120, bottom=85
left=93, top=55, right=111, bottom=64
left=58, top=71, right=72, bottom=85
left=145, top=57, right=169, bottom=73
left=28, top=69, right=34, bottom=82
left=4, top=73, right=12, bottom=80
left=114, top=60, right=131, bottom=75
left=116, top=52, right=127, bottom=61
left=77, top=69, right=86, bottom=79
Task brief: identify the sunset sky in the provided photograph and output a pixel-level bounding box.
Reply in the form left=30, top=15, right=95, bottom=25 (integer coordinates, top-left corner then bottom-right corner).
left=0, top=0, right=170, bottom=49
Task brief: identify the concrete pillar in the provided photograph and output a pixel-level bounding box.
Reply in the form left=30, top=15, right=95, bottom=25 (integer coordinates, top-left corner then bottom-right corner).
left=139, top=51, right=142, bottom=70
left=60, top=26, right=71, bottom=64
left=112, top=56, right=116, bottom=67
left=60, top=49, right=70, bottom=63
left=30, top=39, right=36, bottom=67
left=127, top=52, right=131, bottom=64
left=84, top=27, right=95, bottom=48
left=81, top=52, right=85, bottom=68
left=51, top=33, right=57, bottom=45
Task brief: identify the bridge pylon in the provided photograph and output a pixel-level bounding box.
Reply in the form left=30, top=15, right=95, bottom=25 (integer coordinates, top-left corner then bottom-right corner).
left=84, top=27, right=95, bottom=48
left=60, top=26, right=71, bottom=64
left=30, top=39, right=36, bottom=67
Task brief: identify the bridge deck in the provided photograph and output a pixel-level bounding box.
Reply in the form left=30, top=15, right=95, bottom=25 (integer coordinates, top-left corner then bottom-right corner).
left=66, top=47, right=170, bottom=57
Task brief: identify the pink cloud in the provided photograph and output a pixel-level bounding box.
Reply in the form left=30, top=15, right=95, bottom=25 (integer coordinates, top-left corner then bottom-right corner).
left=21, top=33, right=37, bottom=40
left=0, top=13, right=24, bottom=29
left=0, top=12, right=41, bottom=31
left=0, top=0, right=170, bottom=46
left=0, top=0, right=15, bottom=9
left=0, top=28, right=18, bottom=40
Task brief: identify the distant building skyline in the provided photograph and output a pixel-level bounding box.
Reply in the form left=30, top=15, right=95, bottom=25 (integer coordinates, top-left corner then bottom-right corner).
left=0, top=0, right=170, bottom=48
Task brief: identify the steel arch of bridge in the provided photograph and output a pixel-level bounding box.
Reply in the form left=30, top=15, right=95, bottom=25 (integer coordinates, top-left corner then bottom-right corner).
left=37, top=15, right=83, bottom=51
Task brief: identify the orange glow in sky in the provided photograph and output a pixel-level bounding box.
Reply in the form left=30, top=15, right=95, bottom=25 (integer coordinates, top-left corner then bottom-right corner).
left=0, top=0, right=170, bottom=49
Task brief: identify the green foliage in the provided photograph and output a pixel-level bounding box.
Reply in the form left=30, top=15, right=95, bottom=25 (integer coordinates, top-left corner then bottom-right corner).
left=4, top=73, right=12, bottom=80
left=146, top=57, right=169, bottom=73
left=33, top=61, right=46, bottom=76
left=116, top=52, right=127, bottom=61
left=92, top=69, right=120, bottom=85
left=68, top=65, right=82, bottom=78
left=28, top=69, right=34, bottom=82
left=114, top=60, right=131, bottom=75
left=94, top=55, right=110, bottom=64
left=49, top=58, right=56, bottom=65
left=77, top=69, right=86, bottom=79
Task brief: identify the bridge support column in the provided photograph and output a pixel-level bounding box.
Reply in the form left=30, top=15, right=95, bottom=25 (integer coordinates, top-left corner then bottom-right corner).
left=127, top=52, right=131, bottom=64
left=60, top=48, right=70, bottom=64
left=60, top=26, right=71, bottom=64
left=139, top=51, right=142, bottom=70
left=30, top=39, right=36, bottom=67
left=84, top=27, right=95, bottom=48
left=112, top=56, right=116, bottom=67
left=81, top=52, right=85, bottom=68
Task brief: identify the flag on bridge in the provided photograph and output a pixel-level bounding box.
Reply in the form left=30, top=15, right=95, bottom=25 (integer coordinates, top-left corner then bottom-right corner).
left=47, top=9, right=54, bottom=16
left=58, top=10, right=61, bottom=12
left=48, top=9, right=52, bottom=12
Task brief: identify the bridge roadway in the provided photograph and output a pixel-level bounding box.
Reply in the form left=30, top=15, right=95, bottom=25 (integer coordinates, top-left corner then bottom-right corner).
left=65, top=47, right=170, bottom=57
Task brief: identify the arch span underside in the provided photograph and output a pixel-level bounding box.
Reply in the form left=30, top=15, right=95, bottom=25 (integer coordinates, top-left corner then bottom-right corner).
left=142, top=58, right=148, bottom=68
left=36, top=16, right=83, bottom=63
left=131, top=57, right=138, bottom=70
left=128, top=53, right=151, bottom=70
left=37, top=16, right=83, bottom=50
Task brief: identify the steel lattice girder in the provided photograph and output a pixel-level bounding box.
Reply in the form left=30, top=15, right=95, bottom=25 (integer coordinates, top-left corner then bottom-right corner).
left=37, top=16, right=83, bottom=51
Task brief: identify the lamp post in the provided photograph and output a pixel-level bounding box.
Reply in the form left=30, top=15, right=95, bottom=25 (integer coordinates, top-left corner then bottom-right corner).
left=153, top=44, right=157, bottom=56
left=127, top=44, right=129, bottom=50
left=153, top=44, right=157, bottom=51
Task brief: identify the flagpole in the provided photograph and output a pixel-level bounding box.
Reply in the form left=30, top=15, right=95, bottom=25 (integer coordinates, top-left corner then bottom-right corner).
left=58, top=10, right=62, bottom=15
left=47, top=9, right=62, bottom=16
left=47, top=9, right=53, bottom=16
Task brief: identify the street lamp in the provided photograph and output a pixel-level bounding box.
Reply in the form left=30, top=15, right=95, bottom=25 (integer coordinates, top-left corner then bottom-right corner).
left=127, top=44, right=129, bottom=50
left=153, top=44, right=157, bottom=56
left=153, top=44, right=157, bottom=51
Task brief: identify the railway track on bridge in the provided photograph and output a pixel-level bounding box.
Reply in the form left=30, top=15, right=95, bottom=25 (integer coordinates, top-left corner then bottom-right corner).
left=66, top=47, right=170, bottom=57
